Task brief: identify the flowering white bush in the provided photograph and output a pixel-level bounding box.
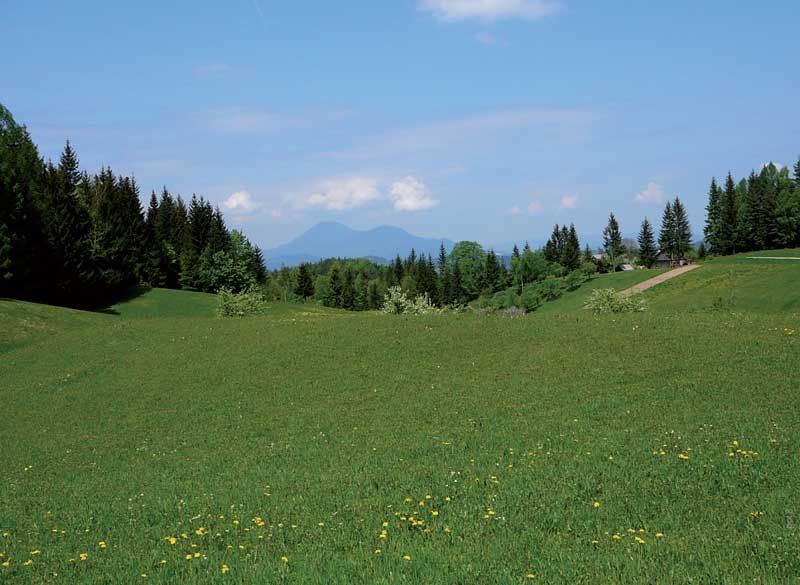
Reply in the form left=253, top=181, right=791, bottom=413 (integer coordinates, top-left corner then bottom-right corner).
left=585, top=288, right=647, bottom=314
left=381, top=286, right=445, bottom=315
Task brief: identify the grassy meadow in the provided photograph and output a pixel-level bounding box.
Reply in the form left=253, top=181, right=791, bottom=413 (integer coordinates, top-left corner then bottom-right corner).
left=1, top=252, right=799, bottom=584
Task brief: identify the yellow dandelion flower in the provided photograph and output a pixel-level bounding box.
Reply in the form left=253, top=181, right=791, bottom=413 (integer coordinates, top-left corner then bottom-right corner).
left=655, top=533, right=664, bottom=538
left=222, top=564, right=229, bottom=573
left=593, top=501, right=600, bottom=508
left=318, top=522, right=325, bottom=527
left=79, top=553, right=88, bottom=561
left=185, top=554, right=192, bottom=560
left=168, top=536, right=177, bottom=545
left=160, top=560, right=167, bottom=564
left=527, top=574, right=536, bottom=579
left=678, top=453, right=689, bottom=460
left=193, top=552, right=200, bottom=559
left=431, top=510, right=439, bottom=517
left=140, top=573, right=147, bottom=578
left=98, top=541, right=107, bottom=549
left=281, top=556, right=289, bottom=563
left=403, top=555, right=411, bottom=561
left=635, top=536, right=645, bottom=544
left=1, top=561, right=9, bottom=567
left=23, top=560, right=33, bottom=566
left=31, top=550, right=40, bottom=555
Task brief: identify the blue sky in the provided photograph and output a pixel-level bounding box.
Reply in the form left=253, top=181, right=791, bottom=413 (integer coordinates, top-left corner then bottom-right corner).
left=2, top=1, right=799, bottom=249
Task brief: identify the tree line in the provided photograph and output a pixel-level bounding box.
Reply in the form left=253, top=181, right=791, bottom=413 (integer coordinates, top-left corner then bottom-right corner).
left=0, top=104, right=265, bottom=306
left=703, top=161, right=800, bottom=254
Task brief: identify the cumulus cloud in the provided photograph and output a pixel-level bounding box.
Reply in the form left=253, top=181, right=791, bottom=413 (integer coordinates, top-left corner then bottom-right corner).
left=305, top=177, right=382, bottom=211
left=418, top=0, right=563, bottom=22
left=224, top=190, right=260, bottom=213
left=560, top=195, right=578, bottom=209
left=528, top=200, right=545, bottom=214
left=389, top=176, right=438, bottom=211
left=634, top=182, right=664, bottom=205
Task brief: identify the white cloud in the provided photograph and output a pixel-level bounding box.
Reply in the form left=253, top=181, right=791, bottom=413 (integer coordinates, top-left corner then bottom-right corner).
left=634, top=182, right=664, bottom=205
left=305, top=177, right=382, bottom=211
left=560, top=195, right=578, bottom=209
left=507, top=205, right=522, bottom=215
left=389, top=176, right=438, bottom=211
left=528, top=200, right=545, bottom=214
left=419, top=0, right=563, bottom=22
left=224, top=190, right=260, bottom=213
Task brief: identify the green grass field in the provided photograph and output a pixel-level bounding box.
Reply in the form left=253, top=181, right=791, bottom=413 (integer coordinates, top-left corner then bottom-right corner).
left=1, top=252, right=799, bottom=583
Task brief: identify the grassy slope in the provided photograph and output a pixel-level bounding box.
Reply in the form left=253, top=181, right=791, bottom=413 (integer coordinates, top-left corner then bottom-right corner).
left=1, top=268, right=799, bottom=584
left=644, top=249, right=800, bottom=314
left=535, top=269, right=661, bottom=315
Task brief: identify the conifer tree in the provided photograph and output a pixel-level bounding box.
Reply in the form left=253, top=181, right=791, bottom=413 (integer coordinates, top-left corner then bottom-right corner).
left=324, top=262, right=342, bottom=307
left=483, top=249, right=501, bottom=293
left=672, top=197, right=692, bottom=259
left=704, top=177, right=722, bottom=253
left=295, top=263, right=314, bottom=298
left=340, top=267, right=355, bottom=309
left=602, top=213, right=625, bottom=271
left=353, top=272, right=368, bottom=311
left=562, top=224, right=581, bottom=270
left=659, top=201, right=676, bottom=262
left=719, top=173, right=738, bottom=255
left=637, top=217, right=657, bottom=268
left=543, top=224, right=561, bottom=263
left=438, top=243, right=452, bottom=305
left=367, top=280, right=383, bottom=309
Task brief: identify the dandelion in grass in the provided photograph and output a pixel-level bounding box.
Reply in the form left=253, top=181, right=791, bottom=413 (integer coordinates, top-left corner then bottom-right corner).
left=222, top=564, right=229, bottom=573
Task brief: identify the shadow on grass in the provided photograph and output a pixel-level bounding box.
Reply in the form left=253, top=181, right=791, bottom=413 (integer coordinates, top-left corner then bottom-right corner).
left=0, top=285, right=151, bottom=315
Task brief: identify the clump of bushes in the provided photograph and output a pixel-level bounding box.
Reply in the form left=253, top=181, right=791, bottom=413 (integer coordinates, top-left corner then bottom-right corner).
left=216, top=287, right=268, bottom=317
left=381, top=286, right=444, bottom=315
left=585, top=288, right=647, bottom=314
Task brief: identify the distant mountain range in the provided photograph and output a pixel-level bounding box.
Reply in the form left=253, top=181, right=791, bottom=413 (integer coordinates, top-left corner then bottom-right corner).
left=265, top=222, right=455, bottom=268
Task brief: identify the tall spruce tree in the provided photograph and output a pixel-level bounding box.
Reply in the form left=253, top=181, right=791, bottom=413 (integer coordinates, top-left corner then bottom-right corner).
left=719, top=173, right=738, bottom=254
left=659, top=201, right=676, bottom=262
left=562, top=224, right=581, bottom=270
left=672, top=197, right=692, bottom=259
left=704, top=177, right=722, bottom=253
left=637, top=217, right=657, bottom=268
left=602, top=213, right=625, bottom=271
left=483, top=249, right=501, bottom=293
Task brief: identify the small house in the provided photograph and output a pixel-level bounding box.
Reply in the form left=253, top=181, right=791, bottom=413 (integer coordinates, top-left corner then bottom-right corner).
left=654, top=251, right=689, bottom=269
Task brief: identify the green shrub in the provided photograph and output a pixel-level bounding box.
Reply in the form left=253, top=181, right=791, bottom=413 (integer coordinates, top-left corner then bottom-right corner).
left=565, top=270, right=586, bottom=291
left=539, top=277, right=566, bottom=301
left=216, top=287, right=268, bottom=317
left=491, top=288, right=519, bottom=310
left=520, top=288, right=542, bottom=313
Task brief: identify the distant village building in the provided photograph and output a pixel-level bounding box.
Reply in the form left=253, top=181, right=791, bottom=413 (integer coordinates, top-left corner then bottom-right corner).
left=654, top=251, right=690, bottom=269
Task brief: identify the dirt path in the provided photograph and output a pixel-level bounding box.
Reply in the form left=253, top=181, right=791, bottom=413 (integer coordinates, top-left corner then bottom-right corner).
left=746, top=256, right=800, bottom=260
left=618, top=264, right=699, bottom=298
